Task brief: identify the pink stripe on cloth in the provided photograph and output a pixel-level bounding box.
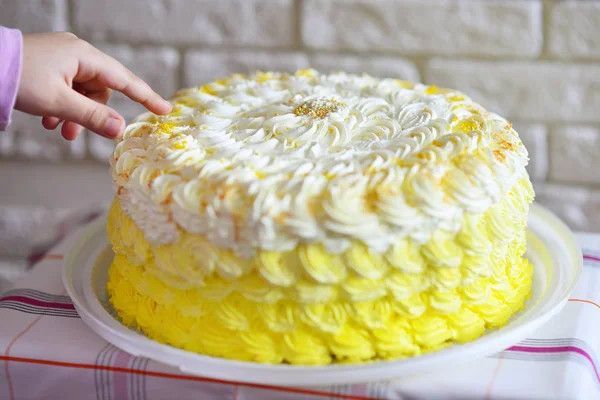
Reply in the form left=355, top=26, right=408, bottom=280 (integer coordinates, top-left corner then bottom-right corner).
left=0, top=296, right=75, bottom=311
left=113, top=350, right=133, bottom=400
left=583, top=254, right=600, bottom=263
left=508, top=345, right=600, bottom=382
left=3, top=290, right=67, bottom=400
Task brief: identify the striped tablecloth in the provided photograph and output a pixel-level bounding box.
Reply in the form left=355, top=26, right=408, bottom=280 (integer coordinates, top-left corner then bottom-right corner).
left=0, top=217, right=598, bottom=400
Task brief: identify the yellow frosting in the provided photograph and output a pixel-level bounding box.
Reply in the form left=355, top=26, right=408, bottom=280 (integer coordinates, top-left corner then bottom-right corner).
left=107, top=178, right=534, bottom=365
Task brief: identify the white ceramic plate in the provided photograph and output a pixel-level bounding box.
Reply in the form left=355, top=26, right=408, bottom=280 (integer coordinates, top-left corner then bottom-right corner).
left=63, top=203, right=582, bottom=387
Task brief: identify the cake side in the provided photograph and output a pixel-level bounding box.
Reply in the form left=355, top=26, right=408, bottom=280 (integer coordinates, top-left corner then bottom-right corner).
left=107, top=177, right=533, bottom=364
left=108, top=177, right=533, bottom=305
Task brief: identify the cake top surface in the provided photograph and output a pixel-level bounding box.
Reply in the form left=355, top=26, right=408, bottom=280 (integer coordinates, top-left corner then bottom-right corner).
left=110, top=69, right=529, bottom=256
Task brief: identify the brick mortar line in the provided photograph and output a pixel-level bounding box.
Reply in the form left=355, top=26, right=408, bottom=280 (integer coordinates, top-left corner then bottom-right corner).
left=422, top=55, right=600, bottom=65
left=538, top=0, right=555, bottom=60
left=175, top=47, right=188, bottom=93
left=0, top=159, right=107, bottom=168
left=301, top=48, right=552, bottom=62
left=64, top=0, right=74, bottom=32
left=81, top=38, right=306, bottom=54
left=404, top=56, right=428, bottom=82
left=546, top=124, right=600, bottom=132
left=293, top=0, right=304, bottom=50
left=77, top=40, right=600, bottom=65
left=523, top=122, right=600, bottom=128
left=543, top=181, right=600, bottom=191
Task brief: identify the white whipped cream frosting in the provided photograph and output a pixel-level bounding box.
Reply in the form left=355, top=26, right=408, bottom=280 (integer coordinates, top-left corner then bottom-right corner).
left=109, top=70, right=529, bottom=257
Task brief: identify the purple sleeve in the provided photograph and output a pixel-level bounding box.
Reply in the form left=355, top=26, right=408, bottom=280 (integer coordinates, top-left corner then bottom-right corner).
left=0, top=27, right=23, bottom=131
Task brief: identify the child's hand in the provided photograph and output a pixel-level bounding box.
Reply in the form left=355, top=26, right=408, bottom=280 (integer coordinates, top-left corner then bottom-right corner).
left=15, top=32, right=172, bottom=140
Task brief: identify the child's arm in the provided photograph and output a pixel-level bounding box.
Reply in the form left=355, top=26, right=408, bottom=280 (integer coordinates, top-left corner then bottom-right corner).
left=0, top=29, right=172, bottom=140
left=0, top=27, right=22, bottom=132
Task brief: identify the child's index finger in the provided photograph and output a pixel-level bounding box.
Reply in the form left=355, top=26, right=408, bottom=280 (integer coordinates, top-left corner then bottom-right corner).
left=88, top=50, right=172, bottom=115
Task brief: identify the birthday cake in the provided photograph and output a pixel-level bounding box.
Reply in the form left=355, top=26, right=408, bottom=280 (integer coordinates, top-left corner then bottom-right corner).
left=106, top=70, right=534, bottom=365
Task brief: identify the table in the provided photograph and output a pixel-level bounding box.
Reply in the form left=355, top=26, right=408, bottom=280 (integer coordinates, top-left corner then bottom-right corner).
left=0, top=223, right=598, bottom=400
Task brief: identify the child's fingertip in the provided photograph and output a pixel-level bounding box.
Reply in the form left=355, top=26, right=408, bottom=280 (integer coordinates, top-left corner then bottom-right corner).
left=159, top=99, right=173, bottom=113
left=104, top=117, right=124, bottom=138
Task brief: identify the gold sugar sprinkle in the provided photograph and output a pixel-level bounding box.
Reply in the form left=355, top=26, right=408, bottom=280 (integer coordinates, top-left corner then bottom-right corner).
left=293, top=98, right=346, bottom=119
left=155, top=122, right=177, bottom=135
left=493, top=150, right=506, bottom=162
left=501, top=140, right=516, bottom=151
left=274, top=212, right=290, bottom=224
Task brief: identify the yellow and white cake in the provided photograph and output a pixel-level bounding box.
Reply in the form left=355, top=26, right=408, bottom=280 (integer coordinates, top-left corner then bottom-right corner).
left=106, top=70, right=534, bottom=365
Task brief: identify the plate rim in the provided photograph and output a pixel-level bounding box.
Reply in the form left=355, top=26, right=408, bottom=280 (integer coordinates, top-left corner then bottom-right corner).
left=62, top=203, right=583, bottom=385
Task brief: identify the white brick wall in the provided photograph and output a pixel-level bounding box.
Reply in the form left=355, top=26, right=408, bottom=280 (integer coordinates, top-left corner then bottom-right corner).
left=184, top=51, right=310, bottom=87
left=74, top=0, right=295, bottom=46
left=302, top=0, right=543, bottom=57
left=3, top=111, right=86, bottom=162
left=1, top=0, right=600, bottom=239
left=425, top=60, right=600, bottom=122
left=549, top=126, right=600, bottom=185
left=534, top=184, right=593, bottom=231
left=309, top=54, right=420, bottom=82
left=0, top=0, right=67, bottom=33
left=512, top=122, right=548, bottom=182
left=549, top=1, right=600, bottom=59
left=184, top=52, right=422, bottom=87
